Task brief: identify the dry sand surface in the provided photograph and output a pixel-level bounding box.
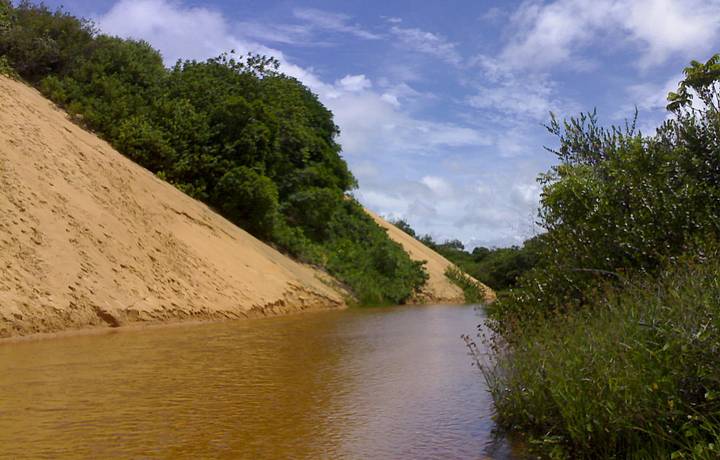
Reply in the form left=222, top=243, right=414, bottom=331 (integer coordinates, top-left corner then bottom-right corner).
left=367, top=209, right=496, bottom=304
left=0, top=76, right=350, bottom=338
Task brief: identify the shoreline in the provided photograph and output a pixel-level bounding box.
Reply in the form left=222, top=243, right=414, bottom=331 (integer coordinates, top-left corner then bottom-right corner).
left=0, top=300, right=481, bottom=345
left=0, top=302, right=348, bottom=345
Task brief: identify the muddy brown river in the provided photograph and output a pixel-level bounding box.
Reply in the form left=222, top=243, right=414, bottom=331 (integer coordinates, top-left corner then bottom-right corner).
left=0, top=304, right=522, bottom=459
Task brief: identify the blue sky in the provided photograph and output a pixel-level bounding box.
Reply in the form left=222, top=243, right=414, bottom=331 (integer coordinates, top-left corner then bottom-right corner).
left=42, top=0, right=720, bottom=247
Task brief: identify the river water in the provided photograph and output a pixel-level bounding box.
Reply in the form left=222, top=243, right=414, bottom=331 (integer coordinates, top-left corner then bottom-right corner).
left=0, top=304, right=521, bottom=459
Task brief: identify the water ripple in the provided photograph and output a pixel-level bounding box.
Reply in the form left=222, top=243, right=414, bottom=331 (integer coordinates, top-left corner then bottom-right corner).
left=0, top=305, right=522, bottom=459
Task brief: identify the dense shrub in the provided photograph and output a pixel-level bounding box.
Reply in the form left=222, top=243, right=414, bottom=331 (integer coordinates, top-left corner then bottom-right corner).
left=0, top=0, right=14, bottom=76
left=216, top=167, right=279, bottom=239
left=476, top=54, right=720, bottom=458
left=0, top=55, right=12, bottom=76
left=475, top=255, right=720, bottom=459
left=444, top=266, right=488, bottom=304
left=493, top=68, right=720, bottom=331
left=440, top=237, right=543, bottom=292
left=323, top=200, right=428, bottom=306
left=0, top=1, right=94, bottom=83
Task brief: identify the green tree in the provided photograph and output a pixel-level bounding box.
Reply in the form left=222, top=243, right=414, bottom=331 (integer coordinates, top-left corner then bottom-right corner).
left=215, top=167, right=279, bottom=239
left=0, top=1, right=94, bottom=82
left=493, top=56, right=720, bottom=329
left=390, top=218, right=417, bottom=238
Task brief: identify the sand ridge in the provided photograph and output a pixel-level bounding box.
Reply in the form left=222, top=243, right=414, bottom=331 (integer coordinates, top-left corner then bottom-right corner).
left=0, top=76, right=349, bottom=338
left=366, top=209, right=496, bottom=304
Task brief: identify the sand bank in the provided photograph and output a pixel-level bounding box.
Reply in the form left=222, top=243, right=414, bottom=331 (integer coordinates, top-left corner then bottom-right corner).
left=0, top=76, right=348, bottom=338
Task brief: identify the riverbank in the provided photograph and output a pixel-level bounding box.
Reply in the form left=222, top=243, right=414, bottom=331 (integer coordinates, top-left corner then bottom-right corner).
left=0, top=305, right=348, bottom=345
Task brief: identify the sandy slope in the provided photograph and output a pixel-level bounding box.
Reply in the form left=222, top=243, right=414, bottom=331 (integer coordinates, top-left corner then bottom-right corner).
left=0, top=76, right=349, bottom=338
left=366, top=209, right=496, bottom=304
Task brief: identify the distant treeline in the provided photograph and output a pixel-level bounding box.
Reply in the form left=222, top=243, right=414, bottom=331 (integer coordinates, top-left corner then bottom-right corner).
left=390, top=218, right=541, bottom=293
left=0, top=1, right=427, bottom=305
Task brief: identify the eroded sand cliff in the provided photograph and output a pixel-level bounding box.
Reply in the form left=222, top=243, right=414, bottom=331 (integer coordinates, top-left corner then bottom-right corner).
left=0, top=76, right=349, bottom=338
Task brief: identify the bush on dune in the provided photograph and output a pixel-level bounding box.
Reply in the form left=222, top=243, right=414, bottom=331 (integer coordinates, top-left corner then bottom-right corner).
left=0, top=2, right=428, bottom=306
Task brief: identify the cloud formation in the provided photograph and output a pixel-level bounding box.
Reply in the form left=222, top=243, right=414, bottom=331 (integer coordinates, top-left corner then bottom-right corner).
left=390, top=26, right=462, bottom=65
left=293, top=7, right=382, bottom=40
left=497, top=0, right=720, bottom=70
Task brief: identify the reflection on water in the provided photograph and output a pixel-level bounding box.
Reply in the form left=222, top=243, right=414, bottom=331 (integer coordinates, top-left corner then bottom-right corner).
left=0, top=305, right=521, bottom=459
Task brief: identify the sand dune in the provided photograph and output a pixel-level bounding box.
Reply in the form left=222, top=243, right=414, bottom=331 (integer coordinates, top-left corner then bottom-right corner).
left=0, top=75, right=494, bottom=338
left=0, top=76, right=349, bottom=338
left=366, top=209, right=495, bottom=304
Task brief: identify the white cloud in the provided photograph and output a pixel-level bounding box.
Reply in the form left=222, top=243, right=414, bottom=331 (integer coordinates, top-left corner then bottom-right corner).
left=324, top=91, right=490, bottom=158
left=481, top=7, right=507, bottom=23
left=234, top=21, right=318, bottom=46
left=381, top=93, right=400, bottom=106
left=230, top=7, right=384, bottom=46
left=390, top=26, right=462, bottom=65
left=97, top=0, right=264, bottom=64
left=468, top=75, right=563, bottom=121
left=292, top=8, right=382, bottom=40
left=464, top=51, right=586, bottom=133
left=497, top=0, right=720, bottom=71
left=355, top=165, right=545, bottom=248
left=375, top=81, right=430, bottom=108
left=358, top=189, right=412, bottom=215
left=616, top=73, right=705, bottom=134
left=498, top=0, right=605, bottom=70
left=421, top=176, right=452, bottom=197
left=624, top=74, right=683, bottom=113
left=511, top=182, right=541, bottom=208
left=336, top=74, right=372, bottom=92
left=619, top=0, right=720, bottom=68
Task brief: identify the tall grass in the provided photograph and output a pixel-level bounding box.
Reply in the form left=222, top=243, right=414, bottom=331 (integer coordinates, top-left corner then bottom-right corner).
left=445, top=266, right=488, bottom=304
left=473, top=257, right=720, bottom=458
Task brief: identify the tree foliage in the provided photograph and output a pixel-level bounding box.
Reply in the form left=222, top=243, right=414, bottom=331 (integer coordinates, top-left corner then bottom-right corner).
left=491, top=65, right=720, bottom=329
left=0, top=1, right=95, bottom=82
left=0, top=2, right=427, bottom=305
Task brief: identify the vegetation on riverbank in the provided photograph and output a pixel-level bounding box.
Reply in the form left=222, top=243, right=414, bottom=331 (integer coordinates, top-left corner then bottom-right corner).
left=0, top=1, right=428, bottom=306
left=443, top=266, right=488, bottom=304
left=472, top=55, right=720, bottom=458
left=391, top=219, right=540, bottom=293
